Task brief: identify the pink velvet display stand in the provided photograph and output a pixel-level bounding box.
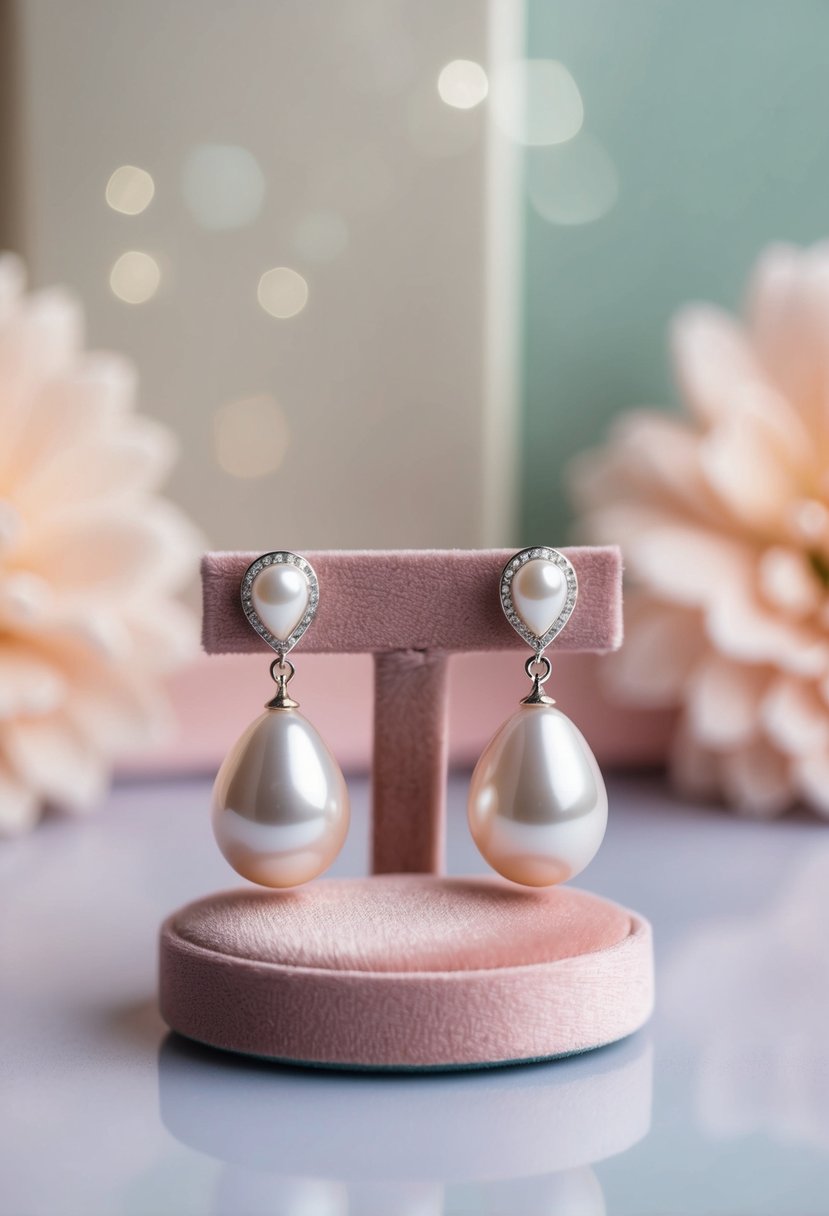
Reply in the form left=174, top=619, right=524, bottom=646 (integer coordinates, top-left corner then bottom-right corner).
left=159, top=549, right=654, bottom=1070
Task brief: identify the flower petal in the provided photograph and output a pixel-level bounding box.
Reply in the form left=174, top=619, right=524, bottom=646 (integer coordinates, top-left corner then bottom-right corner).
left=17, top=499, right=201, bottom=599
left=15, top=288, right=84, bottom=378
left=575, top=501, right=680, bottom=556
left=706, top=587, right=829, bottom=678
left=567, top=445, right=633, bottom=517
left=65, top=670, right=171, bottom=755
left=757, top=547, right=822, bottom=619
left=670, top=305, right=765, bottom=426
left=0, top=253, right=26, bottom=323
left=698, top=386, right=810, bottom=534
left=720, top=740, right=792, bottom=818
left=685, top=655, right=768, bottom=750
left=569, top=411, right=721, bottom=524
left=626, top=524, right=753, bottom=608
left=3, top=715, right=106, bottom=810
left=793, top=752, right=829, bottom=818
left=0, top=500, right=22, bottom=556
left=0, top=647, right=66, bottom=719
left=0, top=289, right=85, bottom=458
left=759, top=676, right=829, bottom=757
left=605, top=596, right=705, bottom=708
left=123, top=598, right=199, bottom=672
left=0, top=763, right=40, bottom=837
left=747, top=243, right=829, bottom=428
left=48, top=606, right=133, bottom=661
left=4, top=353, right=136, bottom=480
left=13, top=416, right=176, bottom=511
left=0, top=572, right=53, bottom=631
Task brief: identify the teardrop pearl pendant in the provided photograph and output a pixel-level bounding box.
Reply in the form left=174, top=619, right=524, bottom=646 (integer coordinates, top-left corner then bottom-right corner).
left=468, top=548, right=607, bottom=887
left=211, top=553, right=350, bottom=888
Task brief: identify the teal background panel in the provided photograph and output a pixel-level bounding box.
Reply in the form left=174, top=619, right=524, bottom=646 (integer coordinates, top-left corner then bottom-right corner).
left=520, top=0, right=829, bottom=539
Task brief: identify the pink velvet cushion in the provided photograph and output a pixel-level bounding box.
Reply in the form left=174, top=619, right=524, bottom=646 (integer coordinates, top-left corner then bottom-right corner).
left=170, top=876, right=631, bottom=971
left=160, top=876, right=653, bottom=1069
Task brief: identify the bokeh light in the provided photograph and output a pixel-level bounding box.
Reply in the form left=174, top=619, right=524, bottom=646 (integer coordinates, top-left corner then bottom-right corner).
left=105, top=165, right=155, bottom=215
left=257, top=267, right=309, bottom=319
left=292, top=210, right=349, bottom=263
left=490, top=59, right=583, bottom=146
left=181, top=144, right=265, bottom=230
left=527, top=134, right=619, bottom=226
left=213, top=394, right=289, bottom=478
left=437, top=59, right=489, bottom=110
left=109, top=251, right=161, bottom=303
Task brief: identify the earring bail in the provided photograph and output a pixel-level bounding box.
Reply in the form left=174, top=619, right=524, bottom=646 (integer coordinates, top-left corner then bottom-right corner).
left=521, top=654, right=555, bottom=706
left=266, top=657, right=299, bottom=709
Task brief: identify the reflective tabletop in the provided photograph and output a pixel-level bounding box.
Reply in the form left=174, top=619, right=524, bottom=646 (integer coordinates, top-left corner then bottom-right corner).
left=2, top=773, right=827, bottom=1215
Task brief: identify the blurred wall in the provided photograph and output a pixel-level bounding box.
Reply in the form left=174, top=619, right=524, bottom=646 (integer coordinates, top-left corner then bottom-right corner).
left=521, top=0, right=829, bottom=539
left=15, top=2, right=821, bottom=553
left=12, top=0, right=521, bottom=552
left=0, top=1, right=22, bottom=249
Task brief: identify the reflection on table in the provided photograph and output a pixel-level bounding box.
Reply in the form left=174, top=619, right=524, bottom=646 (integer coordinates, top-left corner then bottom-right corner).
left=158, top=1028, right=653, bottom=1215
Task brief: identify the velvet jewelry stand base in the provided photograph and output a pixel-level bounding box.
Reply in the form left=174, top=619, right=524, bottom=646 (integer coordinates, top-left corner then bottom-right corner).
left=159, top=875, right=652, bottom=1069
left=160, top=550, right=654, bottom=1070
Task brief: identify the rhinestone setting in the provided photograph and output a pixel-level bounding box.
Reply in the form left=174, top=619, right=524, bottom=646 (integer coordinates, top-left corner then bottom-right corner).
left=500, top=546, right=578, bottom=653
left=241, top=551, right=319, bottom=655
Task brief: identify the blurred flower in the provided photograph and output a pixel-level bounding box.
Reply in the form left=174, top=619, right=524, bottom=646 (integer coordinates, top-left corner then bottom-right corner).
left=0, top=255, right=200, bottom=835
left=571, top=242, right=829, bottom=817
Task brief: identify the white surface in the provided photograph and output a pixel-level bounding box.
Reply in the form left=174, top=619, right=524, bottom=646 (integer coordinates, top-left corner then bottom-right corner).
left=2, top=773, right=829, bottom=1215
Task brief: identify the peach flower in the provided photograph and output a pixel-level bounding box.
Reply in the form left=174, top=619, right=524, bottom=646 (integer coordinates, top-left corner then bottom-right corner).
left=571, top=242, right=829, bottom=817
left=0, top=254, right=200, bottom=835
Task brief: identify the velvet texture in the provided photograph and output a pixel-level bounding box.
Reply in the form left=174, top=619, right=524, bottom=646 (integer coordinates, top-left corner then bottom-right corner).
left=201, top=548, right=623, bottom=655
left=160, top=876, right=653, bottom=1069
left=372, top=649, right=449, bottom=874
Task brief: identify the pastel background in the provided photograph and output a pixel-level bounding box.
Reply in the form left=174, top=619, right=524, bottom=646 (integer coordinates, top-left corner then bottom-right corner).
left=2, top=0, right=828, bottom=806
left=522, top=0, right=829, bottom=537
left=2, top=0, right=519, bottom=551
left=5, top=1, right=829, bottom=544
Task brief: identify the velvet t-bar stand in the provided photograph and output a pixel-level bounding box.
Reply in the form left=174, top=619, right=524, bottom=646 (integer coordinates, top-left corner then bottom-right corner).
left=159, top=548, right=654, bottom=1070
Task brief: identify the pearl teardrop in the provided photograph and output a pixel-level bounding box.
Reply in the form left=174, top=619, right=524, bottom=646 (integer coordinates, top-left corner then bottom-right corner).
left=511, top=559, right=567, bottom=639
left=251, top=564, right=310, bottom=643
left=468, top=704, right=607, bottom=887
left=212, top=708, right=350, bottom=887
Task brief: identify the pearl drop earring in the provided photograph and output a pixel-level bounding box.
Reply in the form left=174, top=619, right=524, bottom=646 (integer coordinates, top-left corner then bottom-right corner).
left=468, top=547, right=608, bottom=887
left=211, top=552, right=350, bottom=887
